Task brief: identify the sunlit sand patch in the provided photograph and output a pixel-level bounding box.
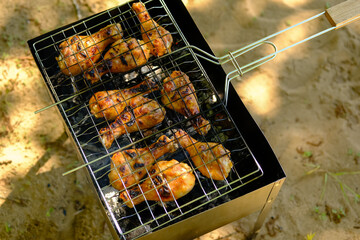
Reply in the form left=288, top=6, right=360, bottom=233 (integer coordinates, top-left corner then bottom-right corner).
left=182, top=0, right=213, bottom=9
left=0, top=143, right=46, bottom=173
left=106, top=0, right=132, bottom=9
left=234, top=71, right=280, bottom=117
left=275, top=0, right=312, bottom=8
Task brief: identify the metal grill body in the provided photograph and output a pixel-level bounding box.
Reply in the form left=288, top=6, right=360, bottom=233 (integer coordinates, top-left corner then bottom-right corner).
left=28, top=0, right=286, bottom=239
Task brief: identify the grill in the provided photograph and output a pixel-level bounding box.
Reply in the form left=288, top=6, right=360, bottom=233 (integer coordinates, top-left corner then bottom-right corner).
left=27, top=0, right=293, bottom=239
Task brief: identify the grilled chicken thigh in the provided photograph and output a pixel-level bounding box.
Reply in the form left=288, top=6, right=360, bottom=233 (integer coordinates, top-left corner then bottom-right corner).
left=175, top=129, right=232, bottom=180
left=132, top=2, right=173, bottom=57
left=161, top=71, right=210, bottom=135
left=108, top=135, right=177, bottom=191
left=56, top=23, right=123, bottom=76
left=99, top=95, right=165, bottom=149
left=89, top=78, right=158, bottom=120
left=119, top=159, right=195, bottom=208
left=84, top=38, right=150, bottom=84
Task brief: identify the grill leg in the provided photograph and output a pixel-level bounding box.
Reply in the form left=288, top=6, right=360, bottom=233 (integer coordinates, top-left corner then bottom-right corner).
left=248, top=179, right=285, bottom=240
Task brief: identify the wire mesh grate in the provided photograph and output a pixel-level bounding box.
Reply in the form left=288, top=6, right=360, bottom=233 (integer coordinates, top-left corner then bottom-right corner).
left=30, top=0, right=264, bottom=239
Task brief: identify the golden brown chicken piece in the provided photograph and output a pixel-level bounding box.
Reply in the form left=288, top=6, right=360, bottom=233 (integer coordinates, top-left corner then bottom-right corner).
left=84, top=38, right=150, bottom=84
left=132, top=2, right=173, bottom=57
left=161, top=71, right=211, bottom=135
left=99, top=95, right=165, bottom=149
left=56, top=23, right=123, bottom=76
left=175, top=129, right=232, bottom=180
left=108, top=135, right=177, bottom=191
left=119, top=159, right=195, bottom=208
left=89, top=78, right=158, bottom=120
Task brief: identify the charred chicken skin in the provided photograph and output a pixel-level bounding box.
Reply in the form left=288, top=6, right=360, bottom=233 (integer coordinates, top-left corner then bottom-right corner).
left=99, top=95, right=165, bottom=149
left=119, top=159, right=195, bottom=208
left=132, top=2, right=173, bottom=57
left=161, top=71, right=211, bottom=135
left=175, top=129, right=232, bottom=180
left=84, top=38, right=150, bottom=84
left=56, top=23, right=123, bottom=76
left=108, top=135, right=177, bottom=191
left=89, top=78, right=158, bottom=120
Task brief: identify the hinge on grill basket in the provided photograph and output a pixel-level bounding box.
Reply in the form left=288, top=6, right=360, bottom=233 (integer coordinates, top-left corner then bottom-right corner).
left=170, top=41, right=278, bottom=106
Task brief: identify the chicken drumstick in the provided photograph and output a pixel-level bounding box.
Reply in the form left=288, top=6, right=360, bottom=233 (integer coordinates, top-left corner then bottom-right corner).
left=119, top=159, right=195, bottom=208
left=132, top=2, right=173, bottom=57
left=84, top=38, right=150, bottom=84
left=99, top=95, right=165, bottom=149
left=89, top=78, right=158, bottom=120
left=161, top=71, right=210, bottom=135
left=108, top=135, right=177, bottom=191
left=56, top=23, right=123, bottom=76
left=175, top=129, right=232, bottom=180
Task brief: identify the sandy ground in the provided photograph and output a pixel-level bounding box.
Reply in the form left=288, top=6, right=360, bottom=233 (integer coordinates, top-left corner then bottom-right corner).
left=0, top=0, right=359, bottom=239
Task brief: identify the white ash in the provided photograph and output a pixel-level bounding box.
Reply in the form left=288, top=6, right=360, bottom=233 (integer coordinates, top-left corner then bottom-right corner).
left=141, top=65, right=165, bottom=81
left=209, top=94, right=218, bottom=104
left=123, top=71, right=139, bottom=82
left=102, top=186, right=126, bottom=217
left=123, top=65, right=164, bottom=83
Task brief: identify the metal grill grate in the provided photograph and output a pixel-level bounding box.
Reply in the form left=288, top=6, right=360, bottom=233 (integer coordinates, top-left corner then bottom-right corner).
left=29, top=0, right=264, bottom=239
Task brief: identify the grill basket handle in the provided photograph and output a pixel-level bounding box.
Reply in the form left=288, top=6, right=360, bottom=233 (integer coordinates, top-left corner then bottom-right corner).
left=195, top=0, right=360, bottom=106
